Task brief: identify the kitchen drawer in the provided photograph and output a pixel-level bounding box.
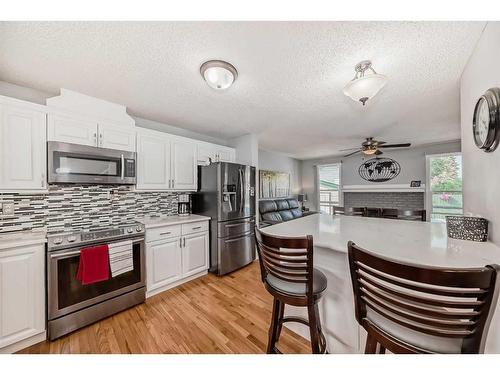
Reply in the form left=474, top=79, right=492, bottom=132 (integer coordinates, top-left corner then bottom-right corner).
left=218, top=217, right=255, bottom=238
left=147, top=225, right=181, bottom=243
left=181, top=221, right=209, bottom=235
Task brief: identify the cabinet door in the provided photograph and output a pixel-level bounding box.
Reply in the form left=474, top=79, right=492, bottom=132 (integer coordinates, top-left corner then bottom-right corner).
left=0, top=104, right=46, bottom=190
left=98, top=122, right=136, bottom=152
left=136, top=130, right=171, bottom=190
left=47, top=113, right=98, bottom=146
left=0, top=244, right=45, bottom=349
left=182, top=232, right=209, bottom=278
left=171, top=138, right=197, bottom=191
left=217, top=146, right=235, bottom=162
left=146, top=238, right=182, bottom=292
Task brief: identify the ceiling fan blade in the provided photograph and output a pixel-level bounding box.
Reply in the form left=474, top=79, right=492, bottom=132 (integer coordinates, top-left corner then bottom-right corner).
left=375, top=149, right=383, bottom=155
left=375, top=141, right=386, bottom=146
left=378, top=143, right=411, bottom=148
left=339, top=147, right=361, bottom=152
left=343, top=149, right=362, bottom=157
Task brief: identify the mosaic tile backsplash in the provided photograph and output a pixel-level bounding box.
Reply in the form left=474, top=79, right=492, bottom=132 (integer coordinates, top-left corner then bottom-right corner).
left=0, top=185, right=179, bottom=233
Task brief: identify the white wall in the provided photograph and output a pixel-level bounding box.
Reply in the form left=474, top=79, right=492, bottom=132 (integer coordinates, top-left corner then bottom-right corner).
left=461, top=22, right=500, bottom=244
left=258, top=149, right=302, bottom=197
left=301, top=141, right=461, bottom=211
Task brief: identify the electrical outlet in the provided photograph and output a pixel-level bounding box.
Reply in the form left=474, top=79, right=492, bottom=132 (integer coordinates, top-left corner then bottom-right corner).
left=1, top=201, right=15, bottom=216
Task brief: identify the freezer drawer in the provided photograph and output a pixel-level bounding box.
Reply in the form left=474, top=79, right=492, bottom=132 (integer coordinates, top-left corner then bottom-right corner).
left=218, top=217, right=255, bottom=238
left=217, top=232, right=256, bottom=275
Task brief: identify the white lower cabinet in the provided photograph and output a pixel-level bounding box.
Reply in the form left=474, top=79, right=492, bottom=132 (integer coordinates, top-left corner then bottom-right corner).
left=145, top=220, right=209, bottom=297
left=182, top=232, right=209, bottom=277
left=147, top=237, right=182, bottom=292
left=0, top=243, right=45, bottom=352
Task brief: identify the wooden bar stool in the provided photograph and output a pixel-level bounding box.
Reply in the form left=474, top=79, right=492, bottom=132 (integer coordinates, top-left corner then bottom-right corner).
left=348, top=241, right=500, bottom=354
left=333, top=206, right=364, bottom=216
left=381, top=208, right=426, bottom=222
left=255, top=229, right=328, bottom=354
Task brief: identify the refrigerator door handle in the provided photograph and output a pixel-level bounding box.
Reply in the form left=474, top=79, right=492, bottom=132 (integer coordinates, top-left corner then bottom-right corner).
left=239, top=168, right=244, bottom=212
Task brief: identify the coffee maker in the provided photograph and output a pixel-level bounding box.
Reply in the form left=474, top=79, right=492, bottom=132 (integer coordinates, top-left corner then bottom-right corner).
left=178, top=193, right=191, bottom=216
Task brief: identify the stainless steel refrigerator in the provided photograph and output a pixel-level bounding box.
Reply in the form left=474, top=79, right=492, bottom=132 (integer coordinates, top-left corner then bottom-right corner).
left=192, top=162, right=256, bottom=275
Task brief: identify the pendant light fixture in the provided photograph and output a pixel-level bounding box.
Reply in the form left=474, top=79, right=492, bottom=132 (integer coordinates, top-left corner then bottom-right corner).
left=200, top=60, right=238, bottom=90
left=343, top=60, right=387, bottom=106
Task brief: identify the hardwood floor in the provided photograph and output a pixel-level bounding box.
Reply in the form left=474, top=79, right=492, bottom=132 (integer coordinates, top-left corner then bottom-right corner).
left=18, top=261, right=311, bottom=354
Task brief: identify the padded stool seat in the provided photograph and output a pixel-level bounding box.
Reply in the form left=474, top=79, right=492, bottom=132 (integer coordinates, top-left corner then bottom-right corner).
left=266, top=268, right=327, bottom=296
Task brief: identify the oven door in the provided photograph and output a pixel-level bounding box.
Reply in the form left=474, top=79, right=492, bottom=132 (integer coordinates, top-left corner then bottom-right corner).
left=48, top=141, right=136, bottom=185
left=48, top=237, right=145, bottom=320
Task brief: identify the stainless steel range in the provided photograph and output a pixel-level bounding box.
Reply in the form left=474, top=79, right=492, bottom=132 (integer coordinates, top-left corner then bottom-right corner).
left=46, top=223, right=146, bottom=340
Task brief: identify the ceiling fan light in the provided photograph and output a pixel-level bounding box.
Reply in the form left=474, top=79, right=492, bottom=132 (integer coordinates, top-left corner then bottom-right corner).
left=343, top=74, right=387, bottom=105
left=362, top=148, right=378, bottom=155
left=200, top=60, right=238, bottom=90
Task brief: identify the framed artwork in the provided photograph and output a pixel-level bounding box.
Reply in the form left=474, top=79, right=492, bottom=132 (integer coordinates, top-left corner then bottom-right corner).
left=259, top=170, right=290, bottom=198
left=410, top=180, right=422, bottom=187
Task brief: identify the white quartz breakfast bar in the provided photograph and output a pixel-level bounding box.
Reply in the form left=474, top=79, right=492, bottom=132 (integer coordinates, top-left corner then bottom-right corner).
left=260, top=213, right=500, bottom=353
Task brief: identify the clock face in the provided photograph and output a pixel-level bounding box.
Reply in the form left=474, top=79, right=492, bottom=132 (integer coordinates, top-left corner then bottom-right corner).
left=475, top=98, right=490, bottom=145
left=473, top=88, right=500, bottom=152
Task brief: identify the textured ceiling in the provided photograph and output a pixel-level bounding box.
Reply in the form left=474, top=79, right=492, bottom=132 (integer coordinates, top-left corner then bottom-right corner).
left=0, top=21, right=485, bottom=159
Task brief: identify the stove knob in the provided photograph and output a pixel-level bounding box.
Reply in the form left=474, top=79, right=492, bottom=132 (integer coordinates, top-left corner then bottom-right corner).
left=136, top=225, right=142, bottom=232
left=67, top=235, right=77, bottom=243
left=53, top=237, right=63, bottom=245
left=127, top=227, right=133, bottom=234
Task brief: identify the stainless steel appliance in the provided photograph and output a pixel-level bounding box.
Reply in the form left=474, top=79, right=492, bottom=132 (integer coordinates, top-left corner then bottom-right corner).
left=192, top=162, right=256, bottom=275
left=48, top=141, right=136, bottom=185
left=178, top=193, right=191, bottom=216
left=46, top=223, right=146, bottom=340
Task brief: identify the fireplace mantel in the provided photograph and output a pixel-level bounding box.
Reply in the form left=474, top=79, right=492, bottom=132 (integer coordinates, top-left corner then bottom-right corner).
left=342, top=184, right=426, bottom=193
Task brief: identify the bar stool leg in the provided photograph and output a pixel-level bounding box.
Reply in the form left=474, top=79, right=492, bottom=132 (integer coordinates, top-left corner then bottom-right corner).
left=267, top=298, right=281, bottom=353
left=364, top=334, right=385, bottom=354
left=276, top=300, right=285, bottom=341
left=307, top=302, right=321, bottom=354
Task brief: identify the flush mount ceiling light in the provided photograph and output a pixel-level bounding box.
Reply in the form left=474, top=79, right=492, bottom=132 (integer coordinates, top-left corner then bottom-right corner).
left=343, top=60, right=387, bottom=106
left=200, top=60, right=238, bottom=90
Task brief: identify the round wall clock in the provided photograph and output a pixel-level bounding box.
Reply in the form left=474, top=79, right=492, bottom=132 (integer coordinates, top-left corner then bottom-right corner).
left=473, top=87, right=500, bottom=152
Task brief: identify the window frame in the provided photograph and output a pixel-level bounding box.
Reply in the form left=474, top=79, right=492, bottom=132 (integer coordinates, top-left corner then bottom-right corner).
left=316, top=162, right=342, bottom=214
left=425, top=152, right=463, bottom=222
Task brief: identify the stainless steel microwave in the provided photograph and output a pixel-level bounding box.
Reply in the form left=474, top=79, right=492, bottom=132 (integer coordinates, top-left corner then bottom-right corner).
left=48, top=141, right=136, bottom=185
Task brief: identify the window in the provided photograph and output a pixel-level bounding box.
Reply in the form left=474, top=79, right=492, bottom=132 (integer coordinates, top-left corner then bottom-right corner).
left=317, top=163, right=341, bottom=215
left=426, top=153, right=463, bottom=222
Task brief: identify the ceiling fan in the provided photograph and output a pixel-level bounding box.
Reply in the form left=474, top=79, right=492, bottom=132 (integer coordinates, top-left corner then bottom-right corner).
left=340, top=137, right=411, bottom=157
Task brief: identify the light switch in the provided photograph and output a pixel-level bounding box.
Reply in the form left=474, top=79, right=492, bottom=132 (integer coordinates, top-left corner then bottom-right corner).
left=1, top=201, right=15, bottom=216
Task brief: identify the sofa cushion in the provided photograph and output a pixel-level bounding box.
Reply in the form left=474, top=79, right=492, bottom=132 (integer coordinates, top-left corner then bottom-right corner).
left=259, top=200, right=278, bottom=214
left=275, top=199, right=290, bottom=211
left=286, top=199, right=300, bottom=209
left=262, top=212, right=283, bottom=223
left=290, top=208, right=303, bottom=218
left=279, top=210, right=295, bottom=221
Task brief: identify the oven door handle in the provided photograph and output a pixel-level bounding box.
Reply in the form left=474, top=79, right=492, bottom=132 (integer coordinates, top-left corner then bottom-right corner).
left=121, top=154, right=125, bottom=180
left=50, top=250, right=81, bottom=259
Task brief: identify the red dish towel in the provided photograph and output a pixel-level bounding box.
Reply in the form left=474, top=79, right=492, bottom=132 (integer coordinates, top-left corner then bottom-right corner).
left=76, top=245, right=110, bottom=285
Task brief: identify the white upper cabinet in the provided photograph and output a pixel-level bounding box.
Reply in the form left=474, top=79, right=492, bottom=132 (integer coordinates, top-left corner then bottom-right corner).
left=172, top=138, right=197, bottom=191
left=197, top=141, right=235, bottom=165
left=136, top=128, right=171, bottom=190
left=48, top=113, right=97, bottom=147
left=136, top=128, right=198, bottom=191
left=98, top=122, right=136, bottom=152
left=0, top=98, right=47, bottom=191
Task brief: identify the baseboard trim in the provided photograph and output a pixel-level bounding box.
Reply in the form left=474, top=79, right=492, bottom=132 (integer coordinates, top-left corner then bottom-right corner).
left=146, top=270, right=208, bottom=298
left=1, top=331, right=46, bottom=354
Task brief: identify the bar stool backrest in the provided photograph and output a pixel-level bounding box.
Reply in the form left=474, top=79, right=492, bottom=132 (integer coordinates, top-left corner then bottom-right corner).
left=348, top=241, right=500, bottom=353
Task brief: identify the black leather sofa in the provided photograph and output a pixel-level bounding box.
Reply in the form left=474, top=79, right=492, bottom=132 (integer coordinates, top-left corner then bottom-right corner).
left=259, top=198, right=305, bottom=227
